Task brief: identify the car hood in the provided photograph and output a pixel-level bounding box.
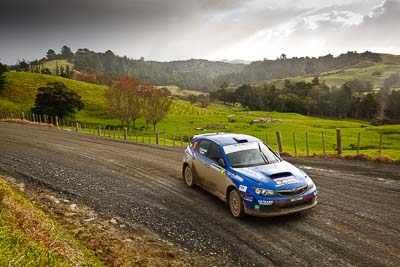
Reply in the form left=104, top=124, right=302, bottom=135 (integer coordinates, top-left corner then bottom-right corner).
left=232, top=160, right=307, bottom=190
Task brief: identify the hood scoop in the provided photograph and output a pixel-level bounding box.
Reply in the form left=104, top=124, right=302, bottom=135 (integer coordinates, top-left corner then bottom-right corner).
left=270, top=172, right=294, bottom=180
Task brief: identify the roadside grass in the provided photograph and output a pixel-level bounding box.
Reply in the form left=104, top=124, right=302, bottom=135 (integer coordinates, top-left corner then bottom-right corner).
left=0, top=178, right=103, bottom=266
left=2, top=71, right=400, bottom=160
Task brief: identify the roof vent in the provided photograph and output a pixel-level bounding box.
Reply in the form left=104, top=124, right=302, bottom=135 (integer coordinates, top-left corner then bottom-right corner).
left=233, top=137, right=248, bottom=143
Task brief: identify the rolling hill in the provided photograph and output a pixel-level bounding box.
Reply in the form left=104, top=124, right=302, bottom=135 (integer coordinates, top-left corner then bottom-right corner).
left=251, top=53, right=400, bottom=89
left=0, top=71, right=399, bottom=160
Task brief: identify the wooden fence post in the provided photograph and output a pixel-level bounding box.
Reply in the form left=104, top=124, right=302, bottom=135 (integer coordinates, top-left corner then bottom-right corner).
left=156, top=132, right=159, bottom=144
left=117, top=128, right=120, bottom=139
left=75, top=122, right=79, bottom=132
left=124, top=128, right=127, bottom=141
left=322, top=130, right=326, bottom=156
left=292, top=131, right=297, bottom=157
left=173, top=134, right=176, bottom=146
left=21, top=112, right=25, bottom=121
left=336, top=128, right=342, bottom=155
left=378, top=133, right=383, bottom=156
left=181, top=133, right=183, bottom=147
left=276, top=131, right=283, bottom=153
left=98, top=126, right=101, bottom=136
left=357, top=132, right=361, bottom=155
left=108, top=127, right=111, bottom=137
left=55, top=116, right=59, bottom=128
left=148, top=133, right=151, bottom=144
left=164, top=132, right=166, bottom=146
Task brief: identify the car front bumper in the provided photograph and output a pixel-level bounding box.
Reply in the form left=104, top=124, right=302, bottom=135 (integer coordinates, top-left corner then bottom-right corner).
left=244, top=197, right=318, bottom=217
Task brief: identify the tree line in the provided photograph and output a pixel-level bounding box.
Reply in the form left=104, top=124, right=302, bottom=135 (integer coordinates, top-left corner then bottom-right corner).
left=211, top=75, right=400, bottom=124
left=6, top=46, right=386, bottom=92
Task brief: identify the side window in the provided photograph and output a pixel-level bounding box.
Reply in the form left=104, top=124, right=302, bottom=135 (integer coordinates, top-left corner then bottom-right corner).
left=196, top=140, right=211, bottom=156
left=207, top=142, right=223, bottom=163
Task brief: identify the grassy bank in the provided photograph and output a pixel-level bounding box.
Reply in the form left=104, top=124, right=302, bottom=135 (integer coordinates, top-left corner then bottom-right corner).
left=0, top=178, right=102, bottom=266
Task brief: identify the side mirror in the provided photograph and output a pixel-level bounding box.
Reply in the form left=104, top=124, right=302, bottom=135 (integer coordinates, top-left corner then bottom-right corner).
left=218, top=158, right=226, bottom=168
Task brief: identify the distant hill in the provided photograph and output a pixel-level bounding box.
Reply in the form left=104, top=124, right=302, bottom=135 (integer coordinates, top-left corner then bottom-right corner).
left=10, top=47, right=400, bottom=91
left=72, top=49, right=245, bottom=91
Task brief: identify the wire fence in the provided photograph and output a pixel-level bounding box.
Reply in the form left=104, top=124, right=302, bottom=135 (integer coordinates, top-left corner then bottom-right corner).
left=1, top=112, right=397, bottom=160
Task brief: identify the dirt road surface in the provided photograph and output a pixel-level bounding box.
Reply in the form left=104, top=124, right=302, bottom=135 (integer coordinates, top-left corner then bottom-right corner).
left=1, top=123, right=399, bottom=266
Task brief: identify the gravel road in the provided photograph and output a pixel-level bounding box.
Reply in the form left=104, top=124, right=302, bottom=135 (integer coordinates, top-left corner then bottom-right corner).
left=1, top=122, right=399, bottom=266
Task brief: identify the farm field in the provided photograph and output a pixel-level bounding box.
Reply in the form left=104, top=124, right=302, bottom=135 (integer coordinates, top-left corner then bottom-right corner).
left=253, top=54, right=400, bottom=89
left=1, top=71, right=400, bottom=160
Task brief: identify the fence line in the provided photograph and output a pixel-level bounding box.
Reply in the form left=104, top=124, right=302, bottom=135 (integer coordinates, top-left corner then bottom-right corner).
left=0, top=112, right=395, bottom=159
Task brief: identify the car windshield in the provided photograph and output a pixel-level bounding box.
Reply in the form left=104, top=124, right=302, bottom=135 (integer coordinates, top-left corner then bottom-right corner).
left=224, top=142, right=280, bottom=168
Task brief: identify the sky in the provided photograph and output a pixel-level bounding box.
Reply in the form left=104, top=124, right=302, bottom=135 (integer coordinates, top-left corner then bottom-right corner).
left=0, top=0, right=400, bottom=64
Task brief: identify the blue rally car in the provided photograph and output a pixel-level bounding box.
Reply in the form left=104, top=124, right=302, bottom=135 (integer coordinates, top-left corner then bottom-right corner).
left=182, top=133, right=318, bottom=218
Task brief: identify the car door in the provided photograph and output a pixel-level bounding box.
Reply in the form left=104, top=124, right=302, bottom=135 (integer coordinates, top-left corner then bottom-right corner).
left=203, top=141, right=227, bottom=200
left=192, top=139, right=212, bottom=186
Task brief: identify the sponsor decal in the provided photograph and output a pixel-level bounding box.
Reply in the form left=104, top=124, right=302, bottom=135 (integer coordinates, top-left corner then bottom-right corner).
left=223, top=142, right=259, bottom=154
left=258, top=200, right=274, bottom=206
left=239, top=185, right=247, bottom=192
left=274, top=176, right=298, bottom=187
left=220, top=169, right=226, bottom=175
left=199, top=147, right=207, bottom=155
left=227, top=171, right=245, bottom=182
left=254, top=204, right=260, bottom=210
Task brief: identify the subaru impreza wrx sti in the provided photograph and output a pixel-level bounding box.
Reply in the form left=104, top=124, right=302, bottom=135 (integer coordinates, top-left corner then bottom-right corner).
left=182, top=133, right=318, bottom=218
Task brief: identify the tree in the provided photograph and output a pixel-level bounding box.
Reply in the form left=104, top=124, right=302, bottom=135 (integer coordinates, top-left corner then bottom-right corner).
left=17, top=60, right=29, bottom=72
left=105, top=80, right=130, bottom=126
left=46, top=49, right=57, bottom=60
left=197, top=94, right=210, bottom=108
left=105, top=75, right=146, bottom=128
left=31, top=82, right=84, bottom=118
left=0, top=62, right=7, bottom=92
left=142, top=87, right=172, bottom=131
left=61, top=45, right=74, bottom=59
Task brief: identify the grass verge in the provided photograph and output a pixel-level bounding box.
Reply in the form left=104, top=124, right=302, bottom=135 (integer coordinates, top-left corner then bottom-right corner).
left=0, top=178, right=102, bottom=266
left=0, top=176, right=221, bottom=266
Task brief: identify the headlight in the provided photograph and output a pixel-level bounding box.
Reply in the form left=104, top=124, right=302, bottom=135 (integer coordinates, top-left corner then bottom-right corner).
left=306, top=176, right=315, bottom=190
left=253, top=187, right=275, bottom=196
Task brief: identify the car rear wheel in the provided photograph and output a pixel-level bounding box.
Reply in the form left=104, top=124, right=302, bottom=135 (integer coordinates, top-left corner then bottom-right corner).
left=183, top=165, right=195, bottom=187
left=229, top=189, right=245, bottom=218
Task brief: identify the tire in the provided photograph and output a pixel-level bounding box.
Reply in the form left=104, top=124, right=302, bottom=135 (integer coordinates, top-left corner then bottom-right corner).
left=228, top=189, right=245, bottom=218
left=183, top=165, right=195, bottom=187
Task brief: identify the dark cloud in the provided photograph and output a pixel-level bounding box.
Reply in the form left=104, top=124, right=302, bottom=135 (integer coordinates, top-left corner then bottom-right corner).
left=0, top=0, right=398, bottom=64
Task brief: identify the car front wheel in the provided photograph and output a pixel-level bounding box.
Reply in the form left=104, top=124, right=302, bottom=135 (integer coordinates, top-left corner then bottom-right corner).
left=229, top=189, right=245, bottom=218
left=183, top=165, right=195, bottom=187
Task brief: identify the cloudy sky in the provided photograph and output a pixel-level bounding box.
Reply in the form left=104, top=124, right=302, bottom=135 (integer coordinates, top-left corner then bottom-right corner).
left=1, top=0, right=399, bottom=64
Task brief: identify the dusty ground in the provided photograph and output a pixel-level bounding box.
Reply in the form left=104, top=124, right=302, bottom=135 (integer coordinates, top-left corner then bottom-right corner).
left=0, top=122, right=399, bottom=266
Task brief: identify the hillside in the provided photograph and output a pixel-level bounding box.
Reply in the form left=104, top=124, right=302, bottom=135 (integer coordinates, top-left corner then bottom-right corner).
left=252, top=53, right=400, bottom=89
left=0, top=72, right=109, bottom=119
left=72, top=49, right=245, bottom=91
left=1, top=71, right=399, bottom=160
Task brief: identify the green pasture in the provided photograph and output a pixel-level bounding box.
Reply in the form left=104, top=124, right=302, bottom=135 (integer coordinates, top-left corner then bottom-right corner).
left=1, top=72, right=399, bottom=160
